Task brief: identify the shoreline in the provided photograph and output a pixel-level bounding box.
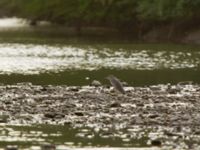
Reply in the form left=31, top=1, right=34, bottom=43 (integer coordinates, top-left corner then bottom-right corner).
left=0, top=26, right=200, bottom=45
left=0, top=83, right=199, bottom=149
left=0, top=82, right=199, bottom=126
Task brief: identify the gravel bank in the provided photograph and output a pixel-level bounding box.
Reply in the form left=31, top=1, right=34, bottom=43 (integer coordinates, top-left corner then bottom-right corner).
left=1, top=82, right=200, bottom=149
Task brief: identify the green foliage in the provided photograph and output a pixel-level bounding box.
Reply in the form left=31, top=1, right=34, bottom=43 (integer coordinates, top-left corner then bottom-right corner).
left=0, top=0, right=199, bottom=28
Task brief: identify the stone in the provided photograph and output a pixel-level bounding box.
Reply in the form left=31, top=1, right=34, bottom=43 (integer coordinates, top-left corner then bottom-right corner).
left=44, top=112, right=56, bottom=119
left=91, top=80, right=102, bottom=87
left=5, top=145, right=18, bottom=150
left=41, top=144, right=56, bottom=150
left=151, top=139, right=162, bottom=146
left=109, top=102, right=121, bottom=107
left=74, top=111, right=84, bottom=116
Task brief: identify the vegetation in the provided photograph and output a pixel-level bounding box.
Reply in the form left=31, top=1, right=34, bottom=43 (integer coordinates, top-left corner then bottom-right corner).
left=0, top=0, right=199, bottom=37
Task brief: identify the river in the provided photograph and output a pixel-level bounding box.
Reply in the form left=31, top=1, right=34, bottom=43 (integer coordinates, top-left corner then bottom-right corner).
left=0, top=18, right=199, bottom=150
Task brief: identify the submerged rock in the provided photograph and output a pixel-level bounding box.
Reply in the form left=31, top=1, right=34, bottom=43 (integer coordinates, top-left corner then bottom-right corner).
left=44, top=112, right=56, bottom=119
left=41, top=144, right=56, bottom=150
left=5, top=145, right=18, bottom=150
left=0, top=115, right=9, bottom=123
left=109, top=102, right=121, bottom=107
left=74, top=111, right=84, bottom=116
left=151, top=139, right=162, bottom=147
left=91, top=80, right=102, bottom=87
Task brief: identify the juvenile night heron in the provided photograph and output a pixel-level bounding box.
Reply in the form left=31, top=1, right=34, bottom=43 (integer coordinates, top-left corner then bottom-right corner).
left=106, top=75, right=126, bottom=94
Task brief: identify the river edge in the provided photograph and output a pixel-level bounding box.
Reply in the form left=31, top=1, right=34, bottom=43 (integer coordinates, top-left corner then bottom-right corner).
left=0, top=83, right=200, bottom=149
left=0, top=26, right=200, bottom=45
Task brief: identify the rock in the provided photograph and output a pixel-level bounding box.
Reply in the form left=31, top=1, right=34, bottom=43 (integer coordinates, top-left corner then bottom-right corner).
left=4, top=100, right=12, bottom=105
left=55, top=113, right=65, bottom=119
left=44, top=112, right=56, bottom=119
left=41, top=144, right=56, bottom=150
left=41, top=87, right=47, bottom=91
left=148, top=114, right=159, bottom=119
left=109, top=102, right=121, bottom=107
left=178, top=81, right=193, bottom=85
left=91, top=80, right=102, bottom=87
left=167, top=88, right=180, bottom=94
left=69, top=87, right=79, bottom=92
left=5, top=145, right=18, bottom=150
left=136, top=103, right=144, bottom=107
left=0, top=115, right=9, bottom=123
left=74, top=111, right=84, bottom=116
left=164, top=131, right=182, bottom=137
left=64, top=121, right=72, bottom=125
left=151, top=139, right=162, bottom=146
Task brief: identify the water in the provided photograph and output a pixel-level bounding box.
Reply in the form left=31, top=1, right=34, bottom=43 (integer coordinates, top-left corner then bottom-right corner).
left=0, top=43, right=199, bottom=86
left=0, top=18, right=200, bottom=149
left=0, top=125, right=149, bottom=149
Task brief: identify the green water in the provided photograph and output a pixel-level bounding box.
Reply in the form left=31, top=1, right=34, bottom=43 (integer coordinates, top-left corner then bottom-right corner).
left=0, top=125, right=149, bottom=149
left=0, top=24, right=200, bottom=149
left=0, top=69, right=200, bottom=86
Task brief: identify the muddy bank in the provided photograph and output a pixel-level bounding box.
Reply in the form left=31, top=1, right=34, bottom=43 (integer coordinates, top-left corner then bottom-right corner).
left=1, top=83, right=200, bottom=149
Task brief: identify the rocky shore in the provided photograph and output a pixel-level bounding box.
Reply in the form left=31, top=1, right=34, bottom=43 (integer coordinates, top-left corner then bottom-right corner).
left=1, top=82, right=200, bottom=149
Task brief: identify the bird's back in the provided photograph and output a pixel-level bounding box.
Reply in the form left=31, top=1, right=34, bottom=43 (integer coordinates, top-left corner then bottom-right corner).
left=108, top=75, right=125, bottom=94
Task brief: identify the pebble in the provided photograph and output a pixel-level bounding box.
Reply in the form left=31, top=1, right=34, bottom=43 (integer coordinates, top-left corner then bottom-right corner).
left=0, top=115, right=9, bottom=123
left=5, top=145, right=18, bottom=150
left=74, top=111, right=84, bottom=116
left=109, top=102, right=121, bottom=107
left=44, top=112, right=56, bottom=119
left=91, top=80, right=102, bottom=87
left=151, top=139, right=162, bottom=146
left=41, top=144, right=56, bottom=150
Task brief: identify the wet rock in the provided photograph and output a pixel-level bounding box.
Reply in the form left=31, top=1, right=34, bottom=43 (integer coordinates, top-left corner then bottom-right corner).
left=0, top=115, right=9, bottom=123
left=1, top=82, right=200, bottom=146
left=4, top=100, right=12, bottom=105
left=164, top=131, right=182, bottom=137
left=151, top=139, right=162, bottom=146
left=69, top=87, right=80, bottom=92
left=55, top=113, right=65, bottom=119
left=131, top=116, right=144, bottom=124
left=167, top=86, right=181, bottom=94
left=141, top=95, right=149, bottom=100
left=64, top=121, right=72, bottom=125
left=178, top=81, right=193, bottom=85
left=44, top=112, right=56, bottom=119
left=109, top=102, right=121, bottom=107
left=41, top=144, right=56, bottom=150
left=74, top=111, right=84, bottom=116
left=17, top=82, right=32, bottom=86
left=5, top=145, right=18, bottom=150
left=41, top=87, right=47, bottom=91
left=148, top=114, right=159, bottom=119
left=136, top=103, right=144, bottom=107
left=91, top=80, right=102, bottom=87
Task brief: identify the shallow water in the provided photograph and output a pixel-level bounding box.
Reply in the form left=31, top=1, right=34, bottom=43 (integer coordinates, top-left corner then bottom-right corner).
left=0, top=18, right=200, bottom=149
left=0, top=43, right=199, bottom=86
left=0, top=125, right=149, bottom=149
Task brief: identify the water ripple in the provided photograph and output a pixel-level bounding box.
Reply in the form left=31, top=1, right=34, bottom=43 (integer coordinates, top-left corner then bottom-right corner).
left=0, top=43, right=199, bottom=74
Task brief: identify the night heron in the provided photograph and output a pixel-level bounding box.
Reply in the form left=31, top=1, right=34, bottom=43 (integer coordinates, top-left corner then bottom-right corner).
left=106, top=75, right=126, bottom=94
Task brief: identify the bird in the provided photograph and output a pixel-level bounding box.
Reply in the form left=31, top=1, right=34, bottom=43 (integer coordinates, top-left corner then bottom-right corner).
left=106, top=75, right=126, bottom=94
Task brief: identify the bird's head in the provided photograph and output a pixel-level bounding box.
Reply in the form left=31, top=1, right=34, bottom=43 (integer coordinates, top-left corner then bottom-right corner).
left=105, top=75, right=115, bottom=80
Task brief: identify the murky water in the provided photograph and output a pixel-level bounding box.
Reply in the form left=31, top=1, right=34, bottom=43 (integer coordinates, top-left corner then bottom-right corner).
left=0, top=43, right=199, bottom=86
left=0, top=18, right=200, bottom=149
left=0, top=125, right=149, bottom=149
